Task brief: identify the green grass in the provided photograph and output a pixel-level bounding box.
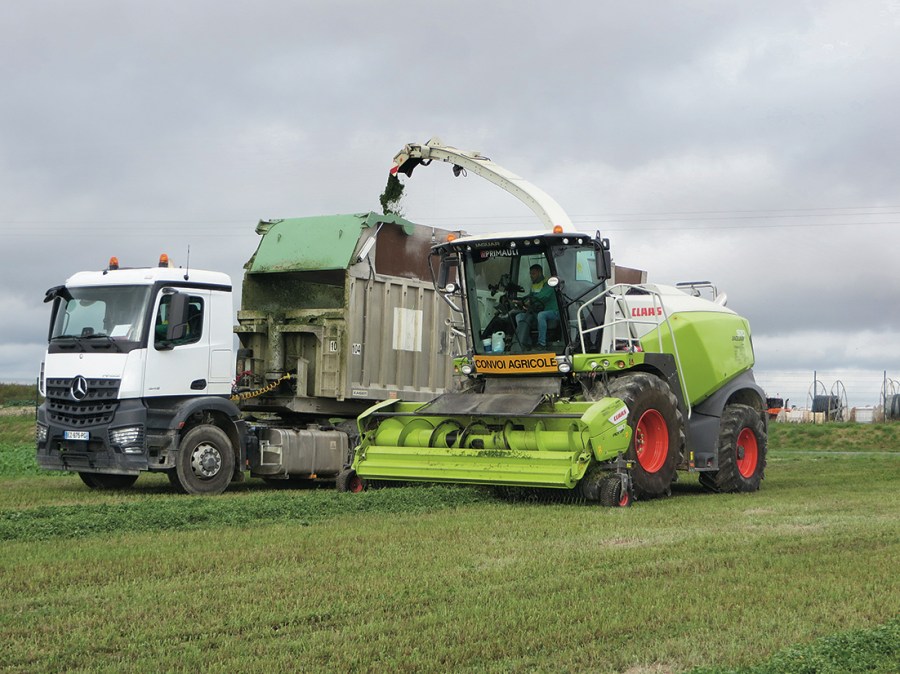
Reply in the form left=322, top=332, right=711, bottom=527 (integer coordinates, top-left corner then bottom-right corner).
left=769, top=421, right=900, bottom=452
left=691, top=619, right=899, bottom=673
left=0, top=381, right=41, bottom=407
left=1, top=416, right=898, bottom=672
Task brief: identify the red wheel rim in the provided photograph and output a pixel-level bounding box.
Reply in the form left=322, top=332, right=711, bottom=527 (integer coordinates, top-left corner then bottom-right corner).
left=736, top=428, right=759, bottom=478
left=619, top=489, right=630, bottom=507
left=348, top=474, right=364, bottom=493
left=634, top=409, right=668, bottom=473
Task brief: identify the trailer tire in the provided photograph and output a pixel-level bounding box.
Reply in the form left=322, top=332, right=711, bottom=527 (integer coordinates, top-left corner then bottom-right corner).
left=700, top=404, right=767, bottom=493
left=171, top=425, right=235, bottom=495
left=606, top=373, right=683, bottom=498
left=336, top=468, right=365, bottom=493
left=78, top=472, right=138, bottom=490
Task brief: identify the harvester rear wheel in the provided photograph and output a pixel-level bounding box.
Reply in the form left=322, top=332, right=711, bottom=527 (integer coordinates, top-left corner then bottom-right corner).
left=606, top=373, right=683, bottom=498
left=699, top=404, right=767, bottom=493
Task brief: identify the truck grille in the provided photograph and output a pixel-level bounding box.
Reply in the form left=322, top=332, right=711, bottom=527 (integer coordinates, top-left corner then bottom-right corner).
left=46, top=377, right=120, bottom=427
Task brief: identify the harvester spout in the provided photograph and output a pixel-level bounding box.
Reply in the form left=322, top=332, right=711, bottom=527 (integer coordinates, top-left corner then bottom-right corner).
left=390, top=137, right=574, bottom=231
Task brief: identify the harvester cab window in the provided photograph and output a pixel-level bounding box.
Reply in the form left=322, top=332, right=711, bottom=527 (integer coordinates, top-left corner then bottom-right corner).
left=464, top=240, right=563, bottom=355
left=550, top=244, right=606, bottom=351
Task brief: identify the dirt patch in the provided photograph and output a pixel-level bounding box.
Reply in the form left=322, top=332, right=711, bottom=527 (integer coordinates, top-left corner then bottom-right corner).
left=0, top=406, right=35, bottom=417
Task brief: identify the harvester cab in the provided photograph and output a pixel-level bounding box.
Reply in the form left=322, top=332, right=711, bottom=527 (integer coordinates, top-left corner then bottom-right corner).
left=433, top=229, right=611, bottom=358
left=345, top=139, right=768, bottom=506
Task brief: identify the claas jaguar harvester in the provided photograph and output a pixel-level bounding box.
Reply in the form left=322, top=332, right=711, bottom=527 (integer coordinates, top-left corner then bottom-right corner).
left=344, top=138, right=768, bottom=505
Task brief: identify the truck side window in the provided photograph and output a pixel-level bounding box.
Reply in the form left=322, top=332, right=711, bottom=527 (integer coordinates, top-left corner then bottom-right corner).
left=155, top=295, right=204, bottom=347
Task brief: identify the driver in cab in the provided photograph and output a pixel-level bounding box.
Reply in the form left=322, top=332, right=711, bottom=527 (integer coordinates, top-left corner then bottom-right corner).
left=514, top=264, right=559, bottom=349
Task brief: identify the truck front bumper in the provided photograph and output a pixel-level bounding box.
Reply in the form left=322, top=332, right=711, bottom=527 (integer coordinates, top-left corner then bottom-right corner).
left=36, top=399, right=153, bottom=475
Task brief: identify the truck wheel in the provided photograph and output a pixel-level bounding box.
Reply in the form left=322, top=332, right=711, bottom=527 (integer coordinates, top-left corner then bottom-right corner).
left=699, top=404, right=767, bottom=493
left=78, top=472, right=138, bottom=490
left=607, top=373, right=683, bottom=498
left=172, top=425, right=235, bottom=495
left=336, top=468, right=365, bottom=493
left=599, top=474, right=631, bottom=507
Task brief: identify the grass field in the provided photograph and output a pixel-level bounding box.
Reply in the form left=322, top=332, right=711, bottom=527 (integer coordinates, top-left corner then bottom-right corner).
left=0, top=382, right=40, bottom=408
left=1, top=412, right=897, bottom=673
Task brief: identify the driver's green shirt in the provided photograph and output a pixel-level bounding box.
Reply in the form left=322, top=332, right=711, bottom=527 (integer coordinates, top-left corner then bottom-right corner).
left=526, top=279, right=559, bottom=313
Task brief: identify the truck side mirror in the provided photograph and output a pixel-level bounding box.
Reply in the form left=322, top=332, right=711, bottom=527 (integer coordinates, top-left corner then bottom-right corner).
left=157, top=291, right=190, bottom=349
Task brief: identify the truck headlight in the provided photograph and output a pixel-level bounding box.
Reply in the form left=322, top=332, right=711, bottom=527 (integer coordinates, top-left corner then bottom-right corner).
left=110, top=426, right=144, bottom=454
left=557, top=356, right=572, bottom=374
left=36, top=423, right=48, bottom=443
left=461, top=362, right=476, bottom=376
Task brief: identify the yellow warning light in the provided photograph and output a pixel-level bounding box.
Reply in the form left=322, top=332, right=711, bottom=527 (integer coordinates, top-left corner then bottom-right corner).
left=447, top=233, right=457, bottom=242
left=108, top=257, right=119, bottom=270
left=553, top=225, right=564, bottom=234
left=158, top=254, right=170, bottom=268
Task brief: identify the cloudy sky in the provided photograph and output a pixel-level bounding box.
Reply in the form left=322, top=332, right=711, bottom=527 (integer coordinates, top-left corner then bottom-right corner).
left=2, top=1, right=898, bottom=407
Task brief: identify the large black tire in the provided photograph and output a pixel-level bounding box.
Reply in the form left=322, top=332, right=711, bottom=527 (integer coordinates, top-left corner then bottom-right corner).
left=605, top=373, right=684, bottom=498
left=78, top=472, right=138, bottom=490
left=171, top=425, right=235, bottom=495
left=699, top=404, right=767, bottom=493
left=336, top=468, right=365, bottom=493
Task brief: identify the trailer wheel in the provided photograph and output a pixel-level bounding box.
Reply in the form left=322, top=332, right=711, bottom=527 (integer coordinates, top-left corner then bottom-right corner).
left=606, top=373, right=683, bottom=498
left=599, top=474, right=631, bottom=507
left=78, top=472, right=138, bottom=490
left=171, top=425, right=235, bottom=495
left=700, top=404, right=767, bottom=493
left=336, top=468, right=365, bottom=493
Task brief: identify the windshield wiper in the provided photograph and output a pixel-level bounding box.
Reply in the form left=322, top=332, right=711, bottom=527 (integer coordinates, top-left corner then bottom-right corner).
left=82, top=334, right=123, bottom=352
left=50, top=335, right=85, bottom=350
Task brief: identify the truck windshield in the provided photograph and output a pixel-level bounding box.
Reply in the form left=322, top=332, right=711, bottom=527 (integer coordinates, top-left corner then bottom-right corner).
left=50, top=285, right=152, bottom=347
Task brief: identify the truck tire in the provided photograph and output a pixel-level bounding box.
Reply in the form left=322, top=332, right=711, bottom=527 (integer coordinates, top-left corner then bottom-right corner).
left=606, top=373, right=683, bottom=498
left=78, top=472, right=139, bottom=490
left=336, top=468, right=365, bottom=493
left=699, top=404, right=767, bottom=493
left=171, top=425, right=235, bottom=495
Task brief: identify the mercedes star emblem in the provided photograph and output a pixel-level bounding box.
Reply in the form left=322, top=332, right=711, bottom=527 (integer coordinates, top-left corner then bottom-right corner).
left=71, top=376, right=89, bottom=401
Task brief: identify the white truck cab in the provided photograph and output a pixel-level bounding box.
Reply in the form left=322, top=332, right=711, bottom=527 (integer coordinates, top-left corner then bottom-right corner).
left=36, top=256, right=243, bottom=493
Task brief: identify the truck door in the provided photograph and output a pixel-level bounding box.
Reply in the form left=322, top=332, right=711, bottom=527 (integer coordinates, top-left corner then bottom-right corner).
left=143, top=290, right=212, bottom=398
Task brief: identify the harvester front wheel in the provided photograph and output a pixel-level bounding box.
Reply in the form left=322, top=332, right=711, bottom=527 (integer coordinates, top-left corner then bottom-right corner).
left=606, top=373, right=683, bottom=498
left=700, top=404, right=767, bottom=493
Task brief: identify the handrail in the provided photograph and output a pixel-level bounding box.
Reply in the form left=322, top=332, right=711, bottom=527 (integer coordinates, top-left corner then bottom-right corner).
left=576, top=283, right=691, bottom=418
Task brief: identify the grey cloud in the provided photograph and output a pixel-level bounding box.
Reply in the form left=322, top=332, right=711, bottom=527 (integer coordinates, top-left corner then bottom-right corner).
left=2, top=1, right=899, bottom=386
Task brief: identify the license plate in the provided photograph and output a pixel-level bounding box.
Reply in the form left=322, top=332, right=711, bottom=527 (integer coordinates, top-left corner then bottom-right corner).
left=64, top=431, right=90, bottom=441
